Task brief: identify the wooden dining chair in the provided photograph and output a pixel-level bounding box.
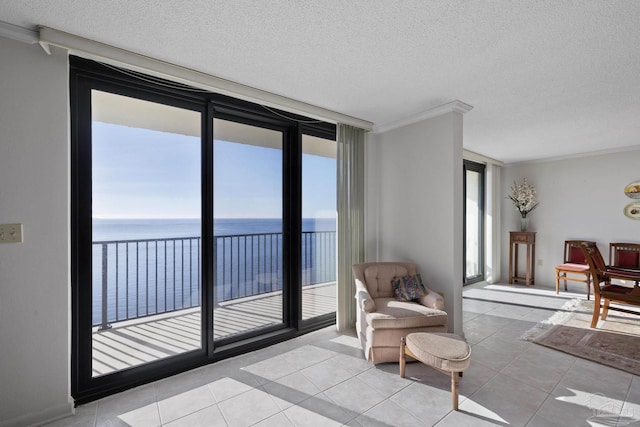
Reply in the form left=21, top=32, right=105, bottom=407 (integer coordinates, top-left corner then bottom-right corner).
left=581, top=242, right=640, bottom=328
left=609, top=242, right=640, bottom=285
left=555, top=240, right=594, bottom=299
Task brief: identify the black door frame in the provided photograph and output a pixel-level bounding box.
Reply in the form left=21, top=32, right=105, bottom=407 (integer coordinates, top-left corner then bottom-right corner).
left=463, top=160, right=486, bottom=285
left=70, top=57, right=336, bottom=404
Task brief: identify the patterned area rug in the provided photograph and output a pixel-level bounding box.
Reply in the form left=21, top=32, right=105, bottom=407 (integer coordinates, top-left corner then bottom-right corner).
left=521, top=299, right=640, bottom=376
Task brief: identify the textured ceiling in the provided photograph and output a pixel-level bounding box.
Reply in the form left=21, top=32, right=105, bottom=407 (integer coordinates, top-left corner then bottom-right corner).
left=2, top=0, right=640, bottom=163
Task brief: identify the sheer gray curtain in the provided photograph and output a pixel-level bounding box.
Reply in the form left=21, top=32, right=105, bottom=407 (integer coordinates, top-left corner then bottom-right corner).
left=336, top=124, right=365, bottom=331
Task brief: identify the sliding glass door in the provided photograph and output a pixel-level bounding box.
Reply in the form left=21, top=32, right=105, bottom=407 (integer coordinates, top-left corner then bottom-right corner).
left=91, top=91, right=203, bottom=377
left=212, top=118, right=284, bottom=341
left=71, top=57, right=337, bottom=403
left=301, top=134, right=337, bottom=320
left=464, top=160, right=485, bottom=285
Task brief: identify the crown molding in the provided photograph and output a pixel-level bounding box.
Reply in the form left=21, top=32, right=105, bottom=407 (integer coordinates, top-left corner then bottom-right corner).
left=373, top=100, right=473, bottom=134
left=505, top=144, right=640, bottom=166
left=0, top=21, right=38, bottom=44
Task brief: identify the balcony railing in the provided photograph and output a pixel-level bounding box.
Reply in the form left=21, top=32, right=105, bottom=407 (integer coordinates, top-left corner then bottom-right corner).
left=92, top=231, right=336, bottom=329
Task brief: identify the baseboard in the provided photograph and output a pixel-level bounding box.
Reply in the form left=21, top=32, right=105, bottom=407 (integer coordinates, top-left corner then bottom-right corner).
left=0, top=402, right=74, bottom=427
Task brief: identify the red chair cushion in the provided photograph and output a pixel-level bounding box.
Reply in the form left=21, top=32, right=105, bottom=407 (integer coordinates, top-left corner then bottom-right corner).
left=601, top=284, right=636, bottom=294
left=616, top=250, right=640, bottom=268
left=568, top=247, right=587, bottom=264
left=556, top=263, right=590, bottom=272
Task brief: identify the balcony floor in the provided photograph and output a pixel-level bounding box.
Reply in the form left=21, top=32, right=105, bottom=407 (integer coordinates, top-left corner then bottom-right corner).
left=92, top=282, right=335, bottom=376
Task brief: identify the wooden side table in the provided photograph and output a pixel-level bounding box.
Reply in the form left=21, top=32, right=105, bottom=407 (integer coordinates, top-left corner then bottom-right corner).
left=509, top=231, right=536, bottom=286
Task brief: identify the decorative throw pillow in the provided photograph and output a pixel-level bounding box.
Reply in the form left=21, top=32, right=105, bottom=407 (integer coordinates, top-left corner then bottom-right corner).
left=391, top=273, right=427, bottom=301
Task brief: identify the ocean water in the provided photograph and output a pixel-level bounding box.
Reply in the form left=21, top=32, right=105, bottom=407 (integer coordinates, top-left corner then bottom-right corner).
left=93, top=217, right=337, bottom=241
left=91, top=218, right=336, bottom=326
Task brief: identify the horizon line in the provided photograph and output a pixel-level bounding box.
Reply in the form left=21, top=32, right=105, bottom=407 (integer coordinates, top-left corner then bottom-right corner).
left=93, top=216, right=337, bottom=220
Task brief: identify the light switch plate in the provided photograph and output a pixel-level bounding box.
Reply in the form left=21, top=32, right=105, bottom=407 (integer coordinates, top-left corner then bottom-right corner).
left=0, top=224, right=23, bottom=243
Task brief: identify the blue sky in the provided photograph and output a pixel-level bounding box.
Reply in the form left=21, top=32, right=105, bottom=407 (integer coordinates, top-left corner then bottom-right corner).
left=92, top=122, right=336, bottom=219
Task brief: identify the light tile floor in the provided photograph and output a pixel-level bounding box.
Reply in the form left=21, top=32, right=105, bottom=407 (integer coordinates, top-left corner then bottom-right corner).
left=45, top=282, right=640, bottom=426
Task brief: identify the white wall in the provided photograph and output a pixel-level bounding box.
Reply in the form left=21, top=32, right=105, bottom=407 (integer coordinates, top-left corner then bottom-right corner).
left=501, top=149, right=640, bottom=287
left=365, top=111, right=464, bottom=334
left=0, top=38, right=71, bottom=425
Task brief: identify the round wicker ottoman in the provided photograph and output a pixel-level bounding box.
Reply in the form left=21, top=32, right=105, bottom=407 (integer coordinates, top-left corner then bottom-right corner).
left=399, top=332, right=471, bottom=410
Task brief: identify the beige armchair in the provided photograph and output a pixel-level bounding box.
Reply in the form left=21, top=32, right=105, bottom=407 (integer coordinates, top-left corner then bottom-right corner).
left=353, top=262, right=447, bottom=363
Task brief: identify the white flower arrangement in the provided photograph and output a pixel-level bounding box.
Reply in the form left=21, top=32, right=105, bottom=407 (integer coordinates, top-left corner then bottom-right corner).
left=508, top=178, right=539, bottom=218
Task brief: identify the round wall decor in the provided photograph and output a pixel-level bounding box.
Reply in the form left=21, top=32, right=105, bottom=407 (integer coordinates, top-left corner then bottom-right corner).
left=623, top=202, right=640, bottom=220
left=624, top=181, right=640, bottom=199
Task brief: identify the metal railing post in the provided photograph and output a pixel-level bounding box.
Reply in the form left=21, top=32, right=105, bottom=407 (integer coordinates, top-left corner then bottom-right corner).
left=99, top=243, right=111, bottom=330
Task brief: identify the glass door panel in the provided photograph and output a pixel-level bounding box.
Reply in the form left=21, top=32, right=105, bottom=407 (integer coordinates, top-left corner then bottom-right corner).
left=464, top=161, right=485, bottom=284
left=465, top=169, right=480, bottom=279
left=91, top=90, right=202, bottom=377
left=301, top=135, right=337, bottom=320
left=213, top=118, right=284, bottom=340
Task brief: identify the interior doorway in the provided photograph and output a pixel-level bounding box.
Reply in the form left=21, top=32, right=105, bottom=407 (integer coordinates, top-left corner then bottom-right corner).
left=463, top=160, right=486, bottom=285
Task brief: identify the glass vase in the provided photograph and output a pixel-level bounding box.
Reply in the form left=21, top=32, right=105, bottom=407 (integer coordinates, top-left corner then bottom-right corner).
left=520, top=217, right=528, bottom=232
